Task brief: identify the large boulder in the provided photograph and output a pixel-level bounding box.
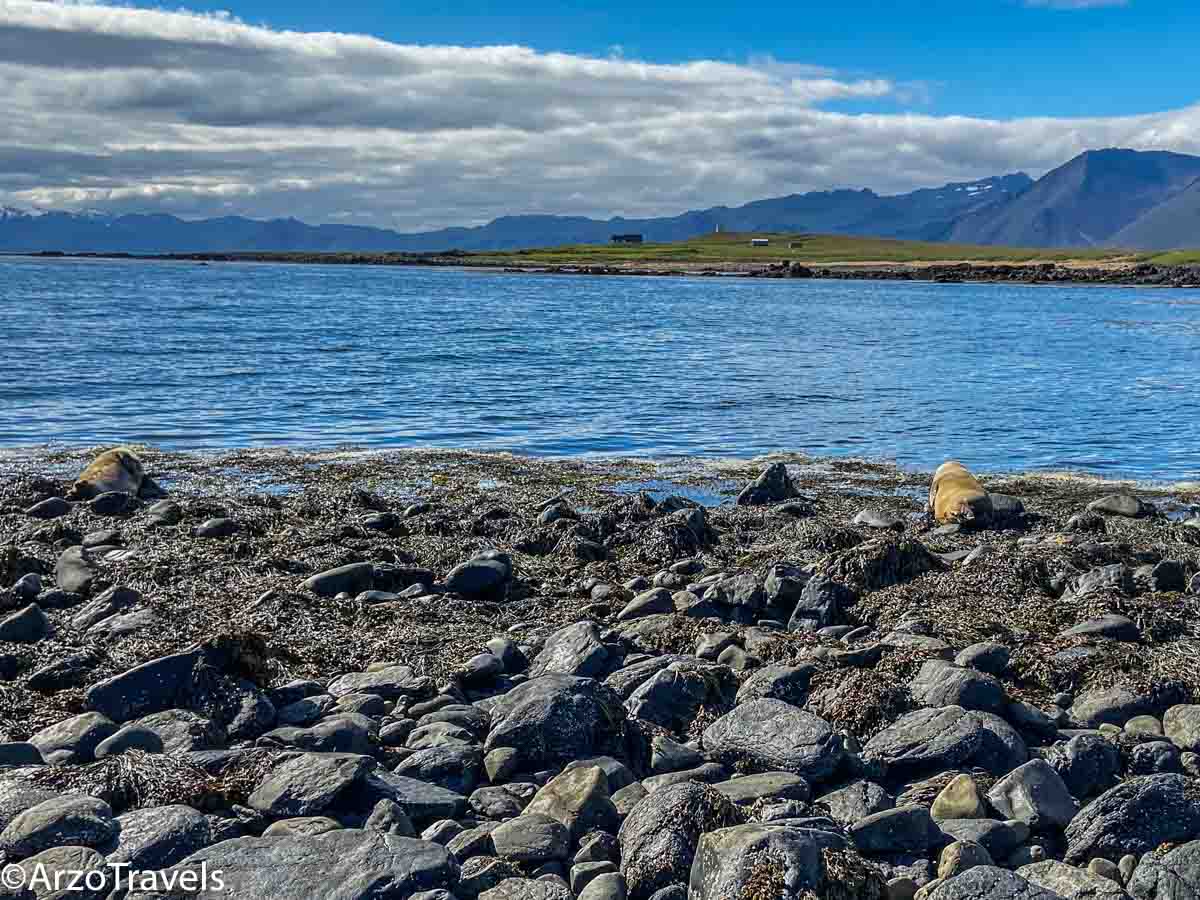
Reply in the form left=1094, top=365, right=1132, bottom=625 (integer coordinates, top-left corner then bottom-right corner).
left=106, top=804, right=217, bottom=871
left=986, top=760, right=1078, bottom=829
left=1127, top=840, right=1200, bottom=899
left=1018, top=860, right=1129, bottom=900
left=626, top=660, right=736, bottom=733
left=529, top=622, right=611, bottom=679
left=0, top=795, right=116, bottom=861
left=863, top=707, right=983, bottom=779
left=909, top=661, right=1005, bottom=714
left=1065, top=774, right=1200, bottom=865
left=445, top=551, right=513, bottom=601
left=525, top=766, right=619, bottom=844
left=924, top=866, right=1060, bottom=900
left=688, top=823, right=862, bottom=900
left=247, top=752, right=374, bottom=818
left=484, top=675, right=629, bottom=771
left=702, top=699, right=843, bottom=782
left=736, top=463, right=799, bottom=506
left=618, top=782, right=742, bottom=900
left=124, top=830, right=459, bottom=899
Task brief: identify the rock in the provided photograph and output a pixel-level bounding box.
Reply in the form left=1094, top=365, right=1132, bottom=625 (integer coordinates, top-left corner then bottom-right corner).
left=0, top=603, right=49, bottom=642
left=864, top=707, right=984, bottom=779
left=1129, top=740, right=1182, bottom=775
left=618, top=781, right=742, bottom=899
left=479, top=879, right=573, bottom=900
left=937, top=820, right=1030, bottom=861
left=1017, top=860, right=1129, bottom=899
left=1060, top=615, right=1140, bottom=642
left=702, top=699, right=843, bottom=782
left=687, top=823, right=851, bottom=900
left=11, top=573, right=41, bottom=601
left=816, top=780, right=894, bottom=828
left=445, top=551, right=513, bottom=601
left=938, top=841, right=993, bottom=880
left=365, top=799, right=416, bottom=837
left=1163, top=704, right=1200, bottom=752
left=626, top=660, right=735, bottom=732
left=1067, top=565, right=1136, bottom=600
left=106, top=804, right=216, bottom=871
left=491, top=813, right=571, bottom=863
left=924, top=866, right=1059, bottom=900
left=525, top=766, right=619, bottom=844
left=987, top=760, right=1077, bottom=829
left=351, top=770, right=468, bottom=825
left=123, top=830, right=458, bottom=900
left=89, top=491, right=135, bottom=516
left=530, top=622, right=610, bottom=679
left=327, top=665, right=431, bottom=701
left=705, top=573, right=767, bottom=614
left=1088, top=494, right=1153, bottom=518
left=1048, top=734, right=1122, bottom=799
left=909, top=661, right=1005, bottom=713
left=484, top=675, right=629, bottom=771
left=851, top=805, right=943, bottom=853
left=95, top=725, right=165, bottom=758
left=1065, top=774, right=1200, bottom=865
left=461, top=856, right=522, bottom=897
left=1070, top=685, right=1158, bottom=728
left=1127, top=840, right=1200, bottom=899
left=578, top=873, right=627, bottom=900
left=394, top=745, right=484, bottom=795
left=931, top=774, right=987, bottom=821
left=954, top=643, right=1010, bottom=676
left=0, top=742, right=43, bottom=766
left=145, top=499, right=182, bottom=526
left=54, top=546, right=95, bottom=594
left=563, top=756, right=636, bottom=793
left=1149, top=560, right=1188, bottom=593
left=70, top=584, right=139, bottom=632
left=469, top=786, right=527, bottom=820
left=736, top=462, right=799, bottom=506
left=618, top=589, right=675, bottom=622
left=711, top=773, right=811, bottom=808
left=248, top=752, right=374, bottom=818
left=25, top=496, right=71, bottom=519
left=301, top=562, right=375, bottom=597
left=0, top=795, right=116, bottom=860
left=29, top=712, right=118, bottom=763
left=735, top=663, right=815, bottom=707
left=650, top=735, right=704, bottom=774
left=787, top=576, right=853, bottom=632
left=764, top=564, right=809, bottom=613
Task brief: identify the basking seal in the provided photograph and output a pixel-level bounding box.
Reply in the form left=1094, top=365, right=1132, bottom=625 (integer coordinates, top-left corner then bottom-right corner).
left=929, top=460, right=992, bottom=525
left=68, top=447, right=145, bottom=500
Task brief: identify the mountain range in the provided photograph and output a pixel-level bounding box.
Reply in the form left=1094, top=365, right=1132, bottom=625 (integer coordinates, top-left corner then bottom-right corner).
left=3, top=148, right=1200, bottom=253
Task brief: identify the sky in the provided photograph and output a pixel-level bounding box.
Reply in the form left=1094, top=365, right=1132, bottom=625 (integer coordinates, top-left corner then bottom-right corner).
left=2, top=0, right=1200, bottom=231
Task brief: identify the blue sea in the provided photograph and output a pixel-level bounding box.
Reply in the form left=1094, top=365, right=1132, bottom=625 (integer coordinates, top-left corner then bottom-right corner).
left=2, top=256, right=1198, bottom=481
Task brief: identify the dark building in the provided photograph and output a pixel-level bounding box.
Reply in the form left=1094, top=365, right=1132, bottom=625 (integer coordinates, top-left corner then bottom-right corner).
left=611, top=233, right=643, bottom=244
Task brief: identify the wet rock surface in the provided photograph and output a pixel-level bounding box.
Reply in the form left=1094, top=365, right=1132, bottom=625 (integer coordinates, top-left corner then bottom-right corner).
left=0, top=448, right=1198, bottom=898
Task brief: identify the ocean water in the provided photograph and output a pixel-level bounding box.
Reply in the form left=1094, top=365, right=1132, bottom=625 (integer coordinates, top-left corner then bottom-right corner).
left=2, top=256, right=1198, bottom=481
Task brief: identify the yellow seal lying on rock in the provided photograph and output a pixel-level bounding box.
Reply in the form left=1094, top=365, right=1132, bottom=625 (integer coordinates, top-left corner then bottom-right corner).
left=68, top=447, right=145, bottom=500
left=929, top=460, right=992, bottom=525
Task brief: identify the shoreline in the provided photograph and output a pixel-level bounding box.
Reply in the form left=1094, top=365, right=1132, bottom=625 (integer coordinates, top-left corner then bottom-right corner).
left=2, top=443, right=1199, bottom=896
left=11, top=249, right=1200, bottom=287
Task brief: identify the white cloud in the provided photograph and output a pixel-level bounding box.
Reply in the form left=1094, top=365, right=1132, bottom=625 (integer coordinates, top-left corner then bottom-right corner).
left=0, top=0, right=1193, bottom=231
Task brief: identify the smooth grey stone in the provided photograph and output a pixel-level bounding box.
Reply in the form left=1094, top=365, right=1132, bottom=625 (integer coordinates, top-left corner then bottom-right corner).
left=987, top=760, right=1078, bottom=829
left=954, top=643, right=1010, bottom=676
left=29, top=712, right=118, bottom=763
left=0, top=604, right=49, bottom=643
left=0, top=795, right=116, bottom=860
left=364, top=798, right=416, bottom=837
left=924, top=866, right=1059, bottom=900
left=393, top=744, right=484, bottom=795
left=909, top=660, right=1005, bottom=714
left=106, top=804, right=216, bottom=871
left=1059, top=614, right=1140, bottom=642
left=248, top=752, right=374, bottom=817
left=301, top=562, right=375, bottom=597
left=327, top=665, right=430, bottom=701
left=710, top=773, right=811, bottom=807
left=94, top=725, right=164, bottom=758
left=445, top=551, right=513, bottom=601
left=123, top=830, right=457, bottom=900
left=54, top=546, right=95, bottom=594
left=864, top=707, right=984, bottom=778
left=849, top=805, right=943, bottom=853
left=491, top=813, right=571, bottom=863
left=1087, top=494, right=1152, bottom=518
left=25, top=497, right=71, bottom=519
left=815, top=780, right=893, bottom=828
left=938, top=819, right=1031, bottom=860
left=2, top=846, right=109, bottom=900
left=702, top=699, right=843, bottom=782
left=529, top=621, right=610, bottom=679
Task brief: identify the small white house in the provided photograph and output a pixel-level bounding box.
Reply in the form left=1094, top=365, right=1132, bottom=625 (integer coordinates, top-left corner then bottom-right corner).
left=750, top=238, right=770, bottom=247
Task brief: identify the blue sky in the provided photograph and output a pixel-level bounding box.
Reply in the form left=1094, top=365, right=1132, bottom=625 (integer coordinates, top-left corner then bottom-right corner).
left=3, top=0, right=1199, bottom=228
left=133, top=0, right=1199, bottom=119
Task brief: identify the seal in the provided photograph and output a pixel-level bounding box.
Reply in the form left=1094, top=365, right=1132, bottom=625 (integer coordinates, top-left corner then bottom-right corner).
left=67, top=447, right=145, bottom=500
left=929, top=460, right=992, bottom=525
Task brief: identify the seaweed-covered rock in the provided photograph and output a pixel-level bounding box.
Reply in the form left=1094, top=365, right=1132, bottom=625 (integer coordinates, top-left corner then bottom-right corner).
left=618, top=782, right=742, bottom=900
left=1064, top=774, right=1200, bottom=865
left=687, top=823, right=855, bottom=900
left=484, top=675, right=629, bottom=770
left=702, top=699, right=843, bottom=782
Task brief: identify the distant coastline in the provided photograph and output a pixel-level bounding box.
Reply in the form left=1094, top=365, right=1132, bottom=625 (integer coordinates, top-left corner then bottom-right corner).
left=11, top=247, right=1200, bottom=288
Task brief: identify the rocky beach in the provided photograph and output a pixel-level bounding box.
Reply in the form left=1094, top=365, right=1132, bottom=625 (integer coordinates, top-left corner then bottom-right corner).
left=1, top=447, right=1199, bottom=899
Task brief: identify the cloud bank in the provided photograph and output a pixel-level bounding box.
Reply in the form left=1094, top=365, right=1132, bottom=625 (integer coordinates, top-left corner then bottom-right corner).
left=0, top=0, right=1195, bottom=230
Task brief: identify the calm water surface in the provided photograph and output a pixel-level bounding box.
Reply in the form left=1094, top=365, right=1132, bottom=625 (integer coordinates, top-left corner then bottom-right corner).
left=2, top=257, right=1197, bottom=480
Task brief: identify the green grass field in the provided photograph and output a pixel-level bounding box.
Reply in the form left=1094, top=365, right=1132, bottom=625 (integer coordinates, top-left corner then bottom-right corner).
left=460, top=231, right=1200, bottom=267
